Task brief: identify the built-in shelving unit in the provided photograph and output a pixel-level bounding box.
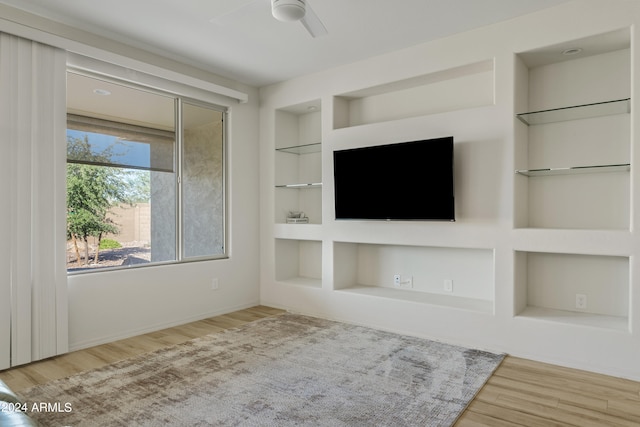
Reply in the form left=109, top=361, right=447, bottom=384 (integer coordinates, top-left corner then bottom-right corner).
left=260, top=2, right=640, bottom=381
left=272, top=100, right=323, bottom=289
left=512, top=28, right=632, bottom=331
left=267, top=57, right=501, bottom=311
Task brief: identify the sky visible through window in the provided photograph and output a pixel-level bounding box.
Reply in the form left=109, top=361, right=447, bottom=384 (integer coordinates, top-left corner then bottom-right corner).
left=67, top=129, right=152, bottom=170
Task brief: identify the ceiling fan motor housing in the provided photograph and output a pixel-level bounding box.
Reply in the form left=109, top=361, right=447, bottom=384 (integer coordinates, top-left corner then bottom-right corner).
left=272, top=0, right=306, bottom=22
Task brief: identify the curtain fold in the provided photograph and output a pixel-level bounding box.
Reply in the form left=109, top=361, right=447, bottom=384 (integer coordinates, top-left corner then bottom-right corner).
left=0, top=32, right=68, bottom=368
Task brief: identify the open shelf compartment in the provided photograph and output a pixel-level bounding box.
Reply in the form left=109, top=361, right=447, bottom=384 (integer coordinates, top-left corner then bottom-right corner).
left=333, top=59, right=494, bottom=129
left=275, top=238, right=322, bottom=288
left=333, top=242, right=494, bottom=314
left=513, top=34, right=631, bottom=230
left=274, top=100, right=322, bottom=224
left=514, top=251, right=629, bottom=331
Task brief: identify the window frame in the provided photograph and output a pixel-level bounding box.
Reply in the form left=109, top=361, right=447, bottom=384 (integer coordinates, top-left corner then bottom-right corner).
left=66, top=69, right=229, bottom=275
left=177, top=97, right=228, bottom=263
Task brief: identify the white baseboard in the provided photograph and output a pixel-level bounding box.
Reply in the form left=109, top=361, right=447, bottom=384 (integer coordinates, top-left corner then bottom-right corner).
left=68, top=300, right=260, bottom=352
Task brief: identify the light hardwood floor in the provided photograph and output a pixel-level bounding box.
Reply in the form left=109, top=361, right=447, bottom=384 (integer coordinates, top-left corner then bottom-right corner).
left=1, top=306, right=639, bottom=426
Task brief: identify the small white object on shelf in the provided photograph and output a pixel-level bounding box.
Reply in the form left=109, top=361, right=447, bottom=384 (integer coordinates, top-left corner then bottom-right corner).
left=286, top=211, right=309, bottom=224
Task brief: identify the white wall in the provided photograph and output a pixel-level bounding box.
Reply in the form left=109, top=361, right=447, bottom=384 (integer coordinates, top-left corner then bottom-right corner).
left=259, top=0, right=640, bottom=380
left=0, top=5, right=261, bottom=351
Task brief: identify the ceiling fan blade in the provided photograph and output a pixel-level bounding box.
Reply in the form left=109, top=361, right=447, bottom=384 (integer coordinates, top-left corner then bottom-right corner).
left=300, top=3, right=328, bottom=38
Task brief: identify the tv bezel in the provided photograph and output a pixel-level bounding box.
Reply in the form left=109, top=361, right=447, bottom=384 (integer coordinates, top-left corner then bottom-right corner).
left=332, top=137, right=455, bottom=222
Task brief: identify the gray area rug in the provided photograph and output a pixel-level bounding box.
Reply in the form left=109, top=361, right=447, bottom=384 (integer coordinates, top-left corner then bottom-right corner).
left=19, top=313, right=504, bottom=426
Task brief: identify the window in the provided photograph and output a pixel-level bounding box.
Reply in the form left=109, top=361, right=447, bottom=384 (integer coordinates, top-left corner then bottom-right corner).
left=66, top=72, right=226, bottom=273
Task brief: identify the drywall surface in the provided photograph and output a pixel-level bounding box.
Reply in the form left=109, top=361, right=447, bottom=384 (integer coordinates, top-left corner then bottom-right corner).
left=259, top=0, right=640, bottom=380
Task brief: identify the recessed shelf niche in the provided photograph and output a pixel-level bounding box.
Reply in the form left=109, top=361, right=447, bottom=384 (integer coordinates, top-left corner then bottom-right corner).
left=333, top=242, right=494, bottom=314
left=274, top=100, right=322, bottom=224
left=514, top=29, right=631, bottom=230
left=515, top=251, right=629, bottom=331
left=275, top=238, right=322, bottom=288
left=333, top=60, right=494, bottom=129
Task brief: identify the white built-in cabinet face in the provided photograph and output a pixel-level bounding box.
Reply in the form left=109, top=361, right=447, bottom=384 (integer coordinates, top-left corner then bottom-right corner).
left=263, top=9, right=640, bottom=381
left=269, top=26, right=634, bottom=332
left=513, top=28, right=632, bottom=331
left=268, top=28, right=633, bottom=331
left=270, top=62, right=500, bottom=311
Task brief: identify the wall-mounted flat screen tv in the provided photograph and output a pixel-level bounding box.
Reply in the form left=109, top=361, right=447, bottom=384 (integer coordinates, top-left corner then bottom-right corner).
left=333, top=137, right=454, bottom=221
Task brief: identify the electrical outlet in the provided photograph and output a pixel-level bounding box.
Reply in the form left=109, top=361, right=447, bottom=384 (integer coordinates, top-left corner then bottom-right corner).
left=393, top=274, right=401, bottom=287
left=393, top=274, right=413, bottom=288
left=444, top=279, right=453, bottom=292
left=211, top=278, right=219, bottom=291
left=575, top=293, right=587, bottom=309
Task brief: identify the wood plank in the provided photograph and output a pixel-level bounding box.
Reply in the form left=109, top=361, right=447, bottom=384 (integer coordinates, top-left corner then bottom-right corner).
left=461, top=355, right=640, bottom=426
left=455, top=410, right=529, bottom=427
left=475, top=383, right=559, bottom=408
left=607, top=398, right=640, bottom=423
left=502, top=357, right=640, bottom=396
left=493, top=393, right=629, bottom=427
left=555, top=400, right=639, bottom=427
left=486, top=374, right=609, bottom=411
left=463, top=400, right=567, bottom=427
left=0, top=306, right=285, bottom=392
left=494, top=364, right=639, bottom=402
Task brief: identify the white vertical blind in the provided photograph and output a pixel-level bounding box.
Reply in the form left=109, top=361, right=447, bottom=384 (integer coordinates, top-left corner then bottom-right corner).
left=0, top=35, right=10, bottom=370
left=0, top=32, right=68, bottom=368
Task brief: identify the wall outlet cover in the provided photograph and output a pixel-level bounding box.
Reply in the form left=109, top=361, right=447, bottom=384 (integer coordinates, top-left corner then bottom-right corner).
left=575, top=293, right=587, bottom=310
left=393, top=274, right=401, bottom=287
left=444, top=279, right=453, bottom=292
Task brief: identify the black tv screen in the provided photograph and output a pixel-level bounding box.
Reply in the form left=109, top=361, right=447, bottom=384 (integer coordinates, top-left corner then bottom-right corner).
left=333, top=137, right=454, bottom=221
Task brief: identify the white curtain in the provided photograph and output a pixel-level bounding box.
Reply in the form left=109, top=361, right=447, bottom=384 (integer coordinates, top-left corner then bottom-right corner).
left=0, top=32, right=68, bottom=369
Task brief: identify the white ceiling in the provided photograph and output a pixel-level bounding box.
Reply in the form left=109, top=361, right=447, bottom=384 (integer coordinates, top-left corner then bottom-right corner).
left=0, top=0, right=570, bottom=87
